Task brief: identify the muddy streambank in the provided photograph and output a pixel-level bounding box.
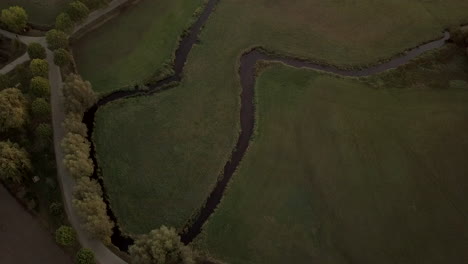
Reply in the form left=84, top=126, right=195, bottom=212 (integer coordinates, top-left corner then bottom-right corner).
left=83, top=7, right=450, bottom=251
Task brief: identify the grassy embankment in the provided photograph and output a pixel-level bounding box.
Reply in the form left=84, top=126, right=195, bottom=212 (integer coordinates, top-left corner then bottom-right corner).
left=93, top=0, right=468, bottom=236
left=73, top=0, right=205, bottom=95
left=0, top=0, right=70, bottom=25
left=196, top=47, right=468, bottom=264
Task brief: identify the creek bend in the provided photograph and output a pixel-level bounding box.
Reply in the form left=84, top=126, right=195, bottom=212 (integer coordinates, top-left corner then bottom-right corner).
left=82, top=5, right=450, bottom=250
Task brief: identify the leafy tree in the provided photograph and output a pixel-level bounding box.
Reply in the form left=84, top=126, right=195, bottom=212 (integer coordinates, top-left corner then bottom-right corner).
left=63, top=74, right=96, bottom=114
left=73, top=177, right=114, bottom=244
left=55, top=13, right=74, bottom=33
left=67, top=1, right=89, bottom=23
left=27, top=42, right=46, bottom=60
left=0, top=6, right=27, bottom=33
left=63, top=113, right=87, bottom=136
left=129, top=226, right=195, bottom=264
left=76, top=248, right=96, bottom=264
left=0, top=141, right=31, bottom=183
left=30, top=76, right=50, bottom=97
left=0, top=88, right=27, bottom=131
left=46, top=29, right=68, bottom=50
left=30, top=59, right=49, bottom=78
left=61, top=132, right=93, bottom=179
left=35, top=123, right=53, bottom=149
left=54, top=48, right=72, bottom=67
left=31, top=98, right=51, bottom=120
left=55, top=225, right=76, bottom=246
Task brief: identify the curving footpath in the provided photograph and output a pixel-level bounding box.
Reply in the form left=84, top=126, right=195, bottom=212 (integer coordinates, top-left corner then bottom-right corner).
left=0, top=1, right=131, bottom=263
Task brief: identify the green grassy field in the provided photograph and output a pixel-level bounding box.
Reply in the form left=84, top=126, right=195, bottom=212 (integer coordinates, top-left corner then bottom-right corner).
left=93, top=0, right=468, bottom=236
left=72, top=0, right=205, bottom=95
left=196, top=48, right=468, bottom=264
left=0, top=0, right=70, bottom=25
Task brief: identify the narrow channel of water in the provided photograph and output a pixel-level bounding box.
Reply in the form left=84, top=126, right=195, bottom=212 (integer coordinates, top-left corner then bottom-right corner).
left=83, top=3, right=450, bottom=250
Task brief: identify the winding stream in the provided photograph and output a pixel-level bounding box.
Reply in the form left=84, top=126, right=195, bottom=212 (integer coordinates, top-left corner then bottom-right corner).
left=82, top=0, right=450, bottom=251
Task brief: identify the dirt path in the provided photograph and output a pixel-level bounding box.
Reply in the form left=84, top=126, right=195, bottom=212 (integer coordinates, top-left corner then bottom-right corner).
left=0, top=1, right=130, bottom=262
left=0, top=185, right=73, bottom=264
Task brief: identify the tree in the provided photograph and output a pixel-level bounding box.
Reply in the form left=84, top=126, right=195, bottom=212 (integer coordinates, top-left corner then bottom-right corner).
left=0, top=141, right=31, bottom=183
left=73, top=177, right=114, bottom=244
left=35, top=123, right=53, bottom=148
left=31, top=98, right=51, bottom=120
left=30, top=76, right=50, bottom=97
left=0, top=6, right=28, bottom=33
left=61, top=132, right=93, bottom=179
left=27, top=42, right=46, bottom=60
left=46, top=29, right=68, bottom=50
left=63, top=74, right=96, bottom=114
left=67, top=1, right=90, bottom=23
left=63, top=113, right=87, bottom=137
left=55, top=13, right=74, bottom=33
left=129, top=226, right=195, bottom=264
left=0, top=88, right=27, bottom=131
left=54, top=48, right=72, bottom=67
left=30, top=59, right=49, bottom=78
left=76, top=248, right=96, bottom=264
left=55, top=225, right=76, bottom=246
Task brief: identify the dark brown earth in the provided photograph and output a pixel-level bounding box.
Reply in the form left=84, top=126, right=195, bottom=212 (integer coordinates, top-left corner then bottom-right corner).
left=0, top=185, right=73, bottom=264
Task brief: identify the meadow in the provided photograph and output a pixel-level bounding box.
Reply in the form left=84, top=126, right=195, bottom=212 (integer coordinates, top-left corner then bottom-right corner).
left=196, top=47, right=468, bottom=264
left=93, top=0, right=468, bottom=241
left=72, top=0, right=205, bottom=95
left=0, top=0, right=70, bottom=25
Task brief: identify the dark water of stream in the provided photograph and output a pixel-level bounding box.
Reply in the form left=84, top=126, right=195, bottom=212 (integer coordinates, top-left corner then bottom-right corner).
left=82, top=2, right=450, bottom=250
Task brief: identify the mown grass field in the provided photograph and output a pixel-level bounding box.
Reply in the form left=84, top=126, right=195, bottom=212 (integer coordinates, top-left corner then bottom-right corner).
left=0, top=0, right=70, bottom=25
left=196, top=48, right=468, bottom=264
left=93, top=0, right=468, bottom=236
left=72, top=0, right=205, bottom=95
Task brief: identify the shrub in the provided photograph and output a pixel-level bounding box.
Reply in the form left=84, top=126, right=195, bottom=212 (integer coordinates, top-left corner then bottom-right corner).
left=30, top=76, right=50, bottom=97
left=55, top=225, right=76, bottom=246
left=67, top=1, right=90, bottom=23
left=0, top=6, right=28, bottom=33
left=63, top=113, right=87, bottom=136
left=27, top=43, right=46, bottom=60
left=54, top=48, right=72, bottom=67
left=49, top=202, right=63, bottom=216
left=31, top=98, right=51, bottom=120
left=35, top=123, right=53, bottom=143
left=55, top=13, right=74, bottom=33
left=30, top=59, right=49, bottom=78
left=46, top=29, right=68, bottom=50
left=75, top=248, right=96, bottom=264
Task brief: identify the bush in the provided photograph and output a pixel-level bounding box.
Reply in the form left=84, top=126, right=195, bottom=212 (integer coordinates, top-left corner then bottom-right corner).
left=30, top=59, right=49, bottom=78
left=46, top=29, right=68, bottom=50
left=30, top=76, right=50, bottom=97
left=55, top=225, right=76, bottom=246
left=54, top=48, right=72, bottom=67
left=27, top=43, right=46, bottom=60
left=49, top=202, right=63, bottom=216
left=35, top=123, right=53, bottom=144
left=75, top=248, right=96, bottom=264
left=63, top=113, right=87, bottom=136
left=63, top=74, right=96, bottom=114
left=67, top=1, right=90, bottom=23
left=55, top=13, right=74, bottom=33
left=31, top=98, right=51, bottom=120
left=0, top=6, right=28, bottom=33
